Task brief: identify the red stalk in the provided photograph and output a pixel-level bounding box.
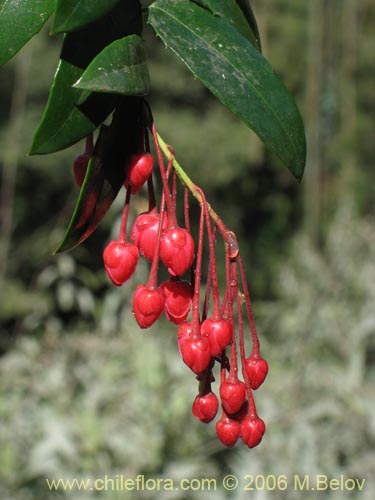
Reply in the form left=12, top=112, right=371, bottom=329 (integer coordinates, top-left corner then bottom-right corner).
left=238, top=253, right=260, bottom=356
left=118, top=188, right=132, bottom=243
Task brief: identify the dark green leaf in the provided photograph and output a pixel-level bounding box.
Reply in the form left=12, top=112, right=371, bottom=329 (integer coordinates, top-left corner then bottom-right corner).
left=74, top=35, right=150, bottom=96
left=195, top=0, right=261, bottom=51
left=149, top=0, right=306, bottom=180
left=30, top=0, right=143, bottom=154
left=54, top=98, right=145, bottom=253
left=29, top=60, right=97, bottom=154
left=0, top=0, right=54, bottom=66
left=51, top=0, right=120, bottom=35
left=235, top=0, right=261, bottom=50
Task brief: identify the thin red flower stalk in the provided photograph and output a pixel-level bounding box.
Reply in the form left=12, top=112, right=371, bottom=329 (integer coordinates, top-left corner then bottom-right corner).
left=233, top=259, right=258, bottom=417
left=118, top=187, right=132, bottom=243
left=199, top=187, right=221, bottom=317
left=171, top=169, right=177, bottom=215
left=238, top=253, right=260, bottom=356
left=184, top=187, right=190, bottom=233
left=155, top=132, right=239, bottom=252
left=202, top=254, right=212, bottom=322
left=151, top=123, right=177, bottom=227
left=184, top=188, right=196, bottom=286
left=225, top=255, right=240, bottom=381
left=147, top=175, right=156, bottom=211
left=190, top=204, right=205, bottom=338
left=146, top=190, right=166, bottom=289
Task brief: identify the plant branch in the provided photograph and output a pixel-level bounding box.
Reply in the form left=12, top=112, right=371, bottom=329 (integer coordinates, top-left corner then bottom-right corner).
left=156, top=131, right=238, bottom=254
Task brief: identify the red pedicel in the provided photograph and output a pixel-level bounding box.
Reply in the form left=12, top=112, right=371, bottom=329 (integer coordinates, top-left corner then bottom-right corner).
left=219, top=379, right=246, bottom=415
left=130, top=208, right=168, bottom=262
left=160, top=226, right=195, bottom=276
left=125, top=153, right=154, bottom=194
left=192, top=391, right=219, bottom=423
left=244, top=355, right=269, bottom=390
left=241, top=416, right=266, bottom=448
left=103, top=241, right=139, bottom=286
left=201, top=318, right=233, bottom=356
left=132, top=285, right=165, bottom=328
left=160, top=279, right=193, bottom=324
left=216, top=414, right=241, bottom=447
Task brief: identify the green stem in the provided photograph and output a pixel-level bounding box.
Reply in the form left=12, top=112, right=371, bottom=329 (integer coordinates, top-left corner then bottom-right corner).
left=156, top=132, right=237, bottom=252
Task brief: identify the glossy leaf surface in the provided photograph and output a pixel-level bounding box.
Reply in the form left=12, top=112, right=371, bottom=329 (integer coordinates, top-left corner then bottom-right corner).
left=30, top=0, right=142, bottom=155
left=149, top=0, right=306, bottom=179
left=74, top=35, right=150, bottom=96
left=0, top=0, right=54, bottom=66
left=197, top=0, right=261, bottom=51
left=29, top=60, right=97, bottom=154
left=51, top=0, right=120, bottom=34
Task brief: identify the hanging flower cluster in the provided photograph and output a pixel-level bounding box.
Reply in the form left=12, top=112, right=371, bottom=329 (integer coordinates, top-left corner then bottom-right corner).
left=75, top=124, right=268, bottom=448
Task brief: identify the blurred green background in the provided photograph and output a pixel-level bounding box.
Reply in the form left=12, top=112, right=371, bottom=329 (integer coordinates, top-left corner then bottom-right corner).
left=0, top=1, right=374, bottom=499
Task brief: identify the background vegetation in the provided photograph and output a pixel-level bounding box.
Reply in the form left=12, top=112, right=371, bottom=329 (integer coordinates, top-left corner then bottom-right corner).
left=0, top=1, right=374, bottom=499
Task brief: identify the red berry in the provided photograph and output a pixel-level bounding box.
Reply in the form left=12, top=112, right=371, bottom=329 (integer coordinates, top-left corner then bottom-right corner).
left=125, top=153, right=154, bottom=194
left=219, top=379, right=246, bottom=415
left=241, top=416, right=266, bottom=448
left=192, top=392, right=219, bottom=423
left=201, top=318, right=233, bottom=356
left=160, top=227, right=195, bottom=276
left=178, top=324, right=212, bottom=374
left=160, top=279, right=193, bottom=324
left=216, top=414, right=241, bottom=447
left=103, top=240, right=139, bottom=286
left=130, top=209, right=168, bottom=262
left=245, top=355, right=269, bottom=390
left=73, top=153, right=90, bottom=187
left=132, top=284, right=165, bottom=328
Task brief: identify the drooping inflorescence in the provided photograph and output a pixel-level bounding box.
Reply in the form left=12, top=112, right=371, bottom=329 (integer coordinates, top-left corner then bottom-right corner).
left=81, top=123, right=269, bottom=448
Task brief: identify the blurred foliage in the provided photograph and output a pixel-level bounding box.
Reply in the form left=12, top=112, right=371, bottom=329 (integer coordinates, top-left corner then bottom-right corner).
left=0, top=1, right=374, bottom=499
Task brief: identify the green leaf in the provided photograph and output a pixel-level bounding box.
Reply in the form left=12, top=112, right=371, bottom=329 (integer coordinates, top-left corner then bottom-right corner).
left=30, top=0, right=142, bottom=154
left=74, top=35, right=150, bottom=96
left=0, top=0, right=54, bottom=66
left=54, top=98, right=144, bottom=253
left=51, top=0, right=120, bottom=35
left=235, top=0, right=261, bottom=50
left=195, top=0, right=261, bottom=51
left=149, top=0, right=306, bottom=180
left=29, top=60, right=98, bottom=154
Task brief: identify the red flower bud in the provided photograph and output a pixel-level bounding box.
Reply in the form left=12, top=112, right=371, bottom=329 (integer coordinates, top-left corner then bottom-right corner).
left=244, top=355, right=269, bottom=390
left=201, top=318, right=233, bottom=356
left=130, top=209, right=168, bottom=261
left=125, top=153, right=154, bottom=194
left=132, top=285, right=165, bottom=328
left=160, top=279, right=193, bottom=324
left=216, top=414, right=241, bottom=447
left=103, top=241, right=139, bottom=286
left=178, top=323, right=211, bottom=374
left=160, top=227, right=194, bottom=276
left=241, top=416, right=266, bottom=448
left=192, top=391, right=219, bottom=423
left=220, top=379, right=246, bottom=415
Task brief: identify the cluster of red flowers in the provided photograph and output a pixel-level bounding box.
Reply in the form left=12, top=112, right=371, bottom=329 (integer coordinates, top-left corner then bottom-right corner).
left=75, top=125, right=268, bottom=448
